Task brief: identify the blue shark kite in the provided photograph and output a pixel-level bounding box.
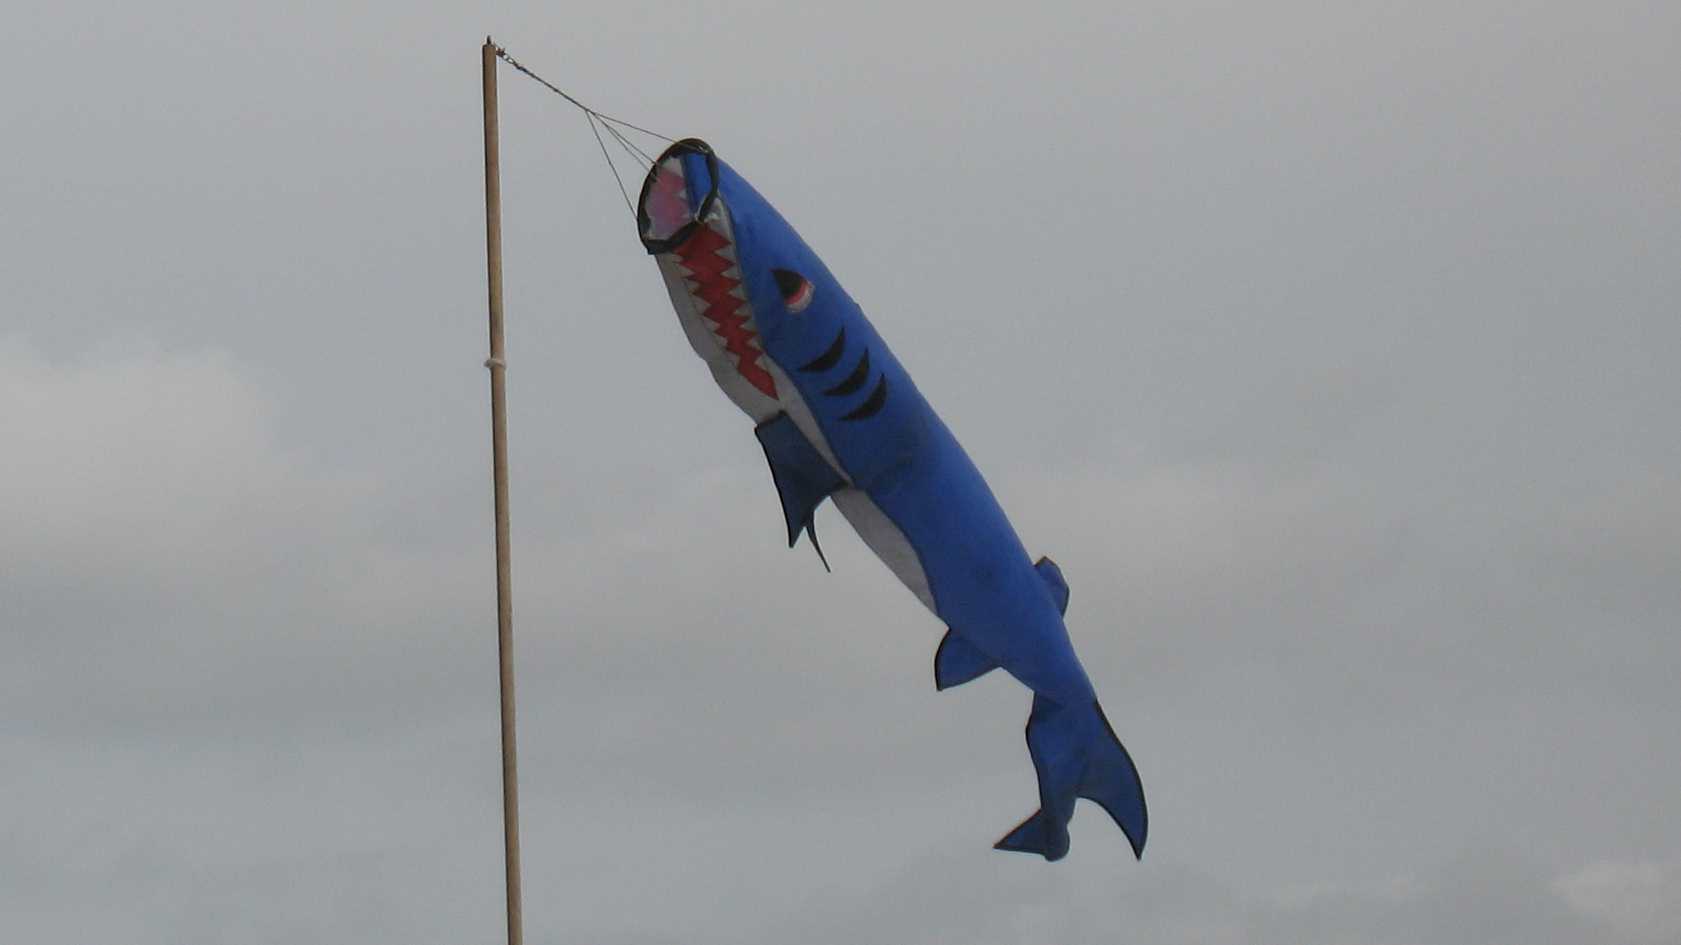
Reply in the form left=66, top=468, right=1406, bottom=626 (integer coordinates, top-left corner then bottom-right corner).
left=635, top=139, right=1146, bottom=861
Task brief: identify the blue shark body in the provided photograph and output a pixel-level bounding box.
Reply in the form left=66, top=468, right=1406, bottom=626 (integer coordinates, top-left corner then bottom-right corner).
left=637, top=140, right=1146, bottom=861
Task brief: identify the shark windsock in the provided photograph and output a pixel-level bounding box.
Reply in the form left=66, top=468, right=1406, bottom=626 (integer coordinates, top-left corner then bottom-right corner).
left=635, top=139, right=1147, bottom=862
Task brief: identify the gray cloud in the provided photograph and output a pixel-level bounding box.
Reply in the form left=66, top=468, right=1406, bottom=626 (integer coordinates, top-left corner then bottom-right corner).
left=4, top=1, right=1678, bottom=943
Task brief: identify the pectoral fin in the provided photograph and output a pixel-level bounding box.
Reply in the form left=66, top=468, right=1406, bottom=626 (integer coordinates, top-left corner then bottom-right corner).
left=754, top=413, right=846, bottom=570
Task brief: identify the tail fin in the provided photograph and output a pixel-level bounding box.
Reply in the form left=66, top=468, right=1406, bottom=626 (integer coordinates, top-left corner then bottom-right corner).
left=994, top=695, right=1147, bottom=861
left=1084, top=702, right=1148, bottom=858
left=994, top=808, right=1065, bottom=860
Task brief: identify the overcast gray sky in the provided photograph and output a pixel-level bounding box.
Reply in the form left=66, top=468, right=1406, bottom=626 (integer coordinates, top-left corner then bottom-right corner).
left=4, top=1, right=1678, bottom=942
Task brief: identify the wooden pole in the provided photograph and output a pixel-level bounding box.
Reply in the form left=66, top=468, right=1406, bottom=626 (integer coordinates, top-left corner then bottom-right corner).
left=481, top=37, right=524, bottom=945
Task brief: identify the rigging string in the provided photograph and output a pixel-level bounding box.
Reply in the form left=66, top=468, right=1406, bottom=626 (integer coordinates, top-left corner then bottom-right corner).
left=493, top=44, right=671, bottom=219
left=583, top=113, right=636, bottom=215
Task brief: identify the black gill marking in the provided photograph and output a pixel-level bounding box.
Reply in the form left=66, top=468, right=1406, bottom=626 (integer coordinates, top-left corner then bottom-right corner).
left=823, top=349, right=871, bottom=397
left=840, top=376, right=888, bottom=421
left=799, top=328, right=846, bottom=373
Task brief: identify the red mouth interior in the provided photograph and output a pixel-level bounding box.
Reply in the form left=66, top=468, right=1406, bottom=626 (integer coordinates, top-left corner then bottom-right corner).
left=643, top=155, right=694, bottom=245
left=672, top=219, right=778, bottom=400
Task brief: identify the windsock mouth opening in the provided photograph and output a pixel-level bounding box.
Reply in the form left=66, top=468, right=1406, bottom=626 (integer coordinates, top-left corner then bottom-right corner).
left=637, top=138, right=720, bottom=255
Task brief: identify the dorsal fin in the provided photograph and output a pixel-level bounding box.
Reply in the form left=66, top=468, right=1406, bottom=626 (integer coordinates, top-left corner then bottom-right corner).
left=1034, top=557, right=1069, bottom=615
left=754, top=413, right=846, bottom=568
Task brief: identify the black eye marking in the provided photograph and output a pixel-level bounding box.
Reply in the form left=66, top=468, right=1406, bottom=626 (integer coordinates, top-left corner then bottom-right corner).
left=824, top=349, right=871, bottom=397
left=799, top=327, right=846, bottom=373
left=772, top=268, right=814, bottom=313
left=841, top=376, right=888, bottom=421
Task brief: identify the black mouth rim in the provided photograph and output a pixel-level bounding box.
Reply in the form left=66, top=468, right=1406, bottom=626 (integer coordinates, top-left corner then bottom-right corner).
left=636, top=137, right=720, bottom=255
